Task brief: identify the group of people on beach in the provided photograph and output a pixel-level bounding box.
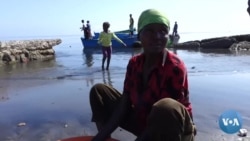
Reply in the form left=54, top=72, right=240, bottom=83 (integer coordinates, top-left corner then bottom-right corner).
left=81, top=14, right=135, bottom=70
left=88, top=9, right=196, bottom=141
left=81, top=14, right=180, bottom=71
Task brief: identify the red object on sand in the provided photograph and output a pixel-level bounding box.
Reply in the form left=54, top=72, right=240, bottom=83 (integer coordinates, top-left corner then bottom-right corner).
left=59, top=136, right=119, bottom=141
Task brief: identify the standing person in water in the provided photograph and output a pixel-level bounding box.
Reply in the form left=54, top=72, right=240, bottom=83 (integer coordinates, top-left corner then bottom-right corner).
left=172, top=21, right=178, bottom=36
left=129, top=14, right=134, bottom=36
left=98, top=22, right=126, bottom=70
left=86, top=20, right=92, bottom=39
left=90, top=9, right=196, bottom=141
left=80, top=19, right=88, bottom=39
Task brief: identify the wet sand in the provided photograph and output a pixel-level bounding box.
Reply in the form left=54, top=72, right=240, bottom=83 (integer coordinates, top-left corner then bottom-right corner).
left=1, top=71, right=250, bottom=141
left=1, top=37, right=250, bottom=140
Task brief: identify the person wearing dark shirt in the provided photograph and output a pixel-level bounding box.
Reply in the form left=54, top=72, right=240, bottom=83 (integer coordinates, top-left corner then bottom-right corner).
left=129, top=14, right=134, bottom=36
left=89, top=9, right=196, bottom=141
left=80, top=20, right=87, bottom=39
left=86, top=20, right=92, bottom=39
left=172, top=21, right=178, bottom=36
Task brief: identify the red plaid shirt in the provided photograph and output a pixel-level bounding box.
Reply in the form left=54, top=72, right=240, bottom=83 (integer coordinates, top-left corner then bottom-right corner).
left=123, top=50, right=192, bottom=133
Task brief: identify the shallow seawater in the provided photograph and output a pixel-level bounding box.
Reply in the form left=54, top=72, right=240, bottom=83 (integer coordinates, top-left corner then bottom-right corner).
left=0, top=35, right=250, bottom=141
left=2, top=35, right=250, bottom=80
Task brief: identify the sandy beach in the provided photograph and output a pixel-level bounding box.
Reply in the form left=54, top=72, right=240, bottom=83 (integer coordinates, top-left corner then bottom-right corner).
left=1, top=71, right=250, bottom=141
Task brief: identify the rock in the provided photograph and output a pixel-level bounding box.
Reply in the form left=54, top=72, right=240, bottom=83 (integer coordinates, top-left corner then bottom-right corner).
left=231, top=34, right=250, bottom=42
left=230, top=41, right=250, bottom=51
left=64, top=124, right=68, bottom=128
left=173, top=34, right=250, bottom=50
left=238, top=128, right=248, bottom=137
left=200, top=37, right=236, bottom=49
left=17, top=122, right=26, bottom=127
left=0, top=39, right=61, bottom=67
left=174, top=41, right=200, bottom=49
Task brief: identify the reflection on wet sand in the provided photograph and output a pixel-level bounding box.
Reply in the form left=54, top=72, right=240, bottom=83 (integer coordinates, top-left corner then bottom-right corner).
left=1, top=45, right=250, bottom=140
left=230, top=50, right=250, bottom=55
left=0, top=81, right=10, bottom=102
left=200, top=49, right=236, bottom=54
left=86, top=77, right=94, bottom=87
left=83, top=51, right=94, bottom=67
left=199, top=49, right=250, bottom=56
left=0, top=60, right=61, bottom=102
left=83, top=48, right=142, bottom=60
left=174, top=48, right=250, bottom=56
left=102, top=70, right=112, bottom=86
left=0, top=60, right=58, bottom=78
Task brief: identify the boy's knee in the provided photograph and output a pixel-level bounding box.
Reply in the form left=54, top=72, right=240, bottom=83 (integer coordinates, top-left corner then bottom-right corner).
left=148, top=98, right=195, bottom=138
left=153, top=98, right=183, bottom=110
left=148, top=98, right=186, bottom=132
left=149, top=98, right=184, bottom=121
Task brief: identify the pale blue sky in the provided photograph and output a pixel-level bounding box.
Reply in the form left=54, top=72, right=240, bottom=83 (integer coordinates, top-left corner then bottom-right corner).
left=1, top=0, right=250, bottom=39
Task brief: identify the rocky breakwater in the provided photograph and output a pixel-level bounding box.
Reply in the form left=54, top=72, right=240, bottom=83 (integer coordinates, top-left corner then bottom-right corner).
left=0, top=39, right=62, bottom=66
left=173, top=34, right=250, bottom=51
